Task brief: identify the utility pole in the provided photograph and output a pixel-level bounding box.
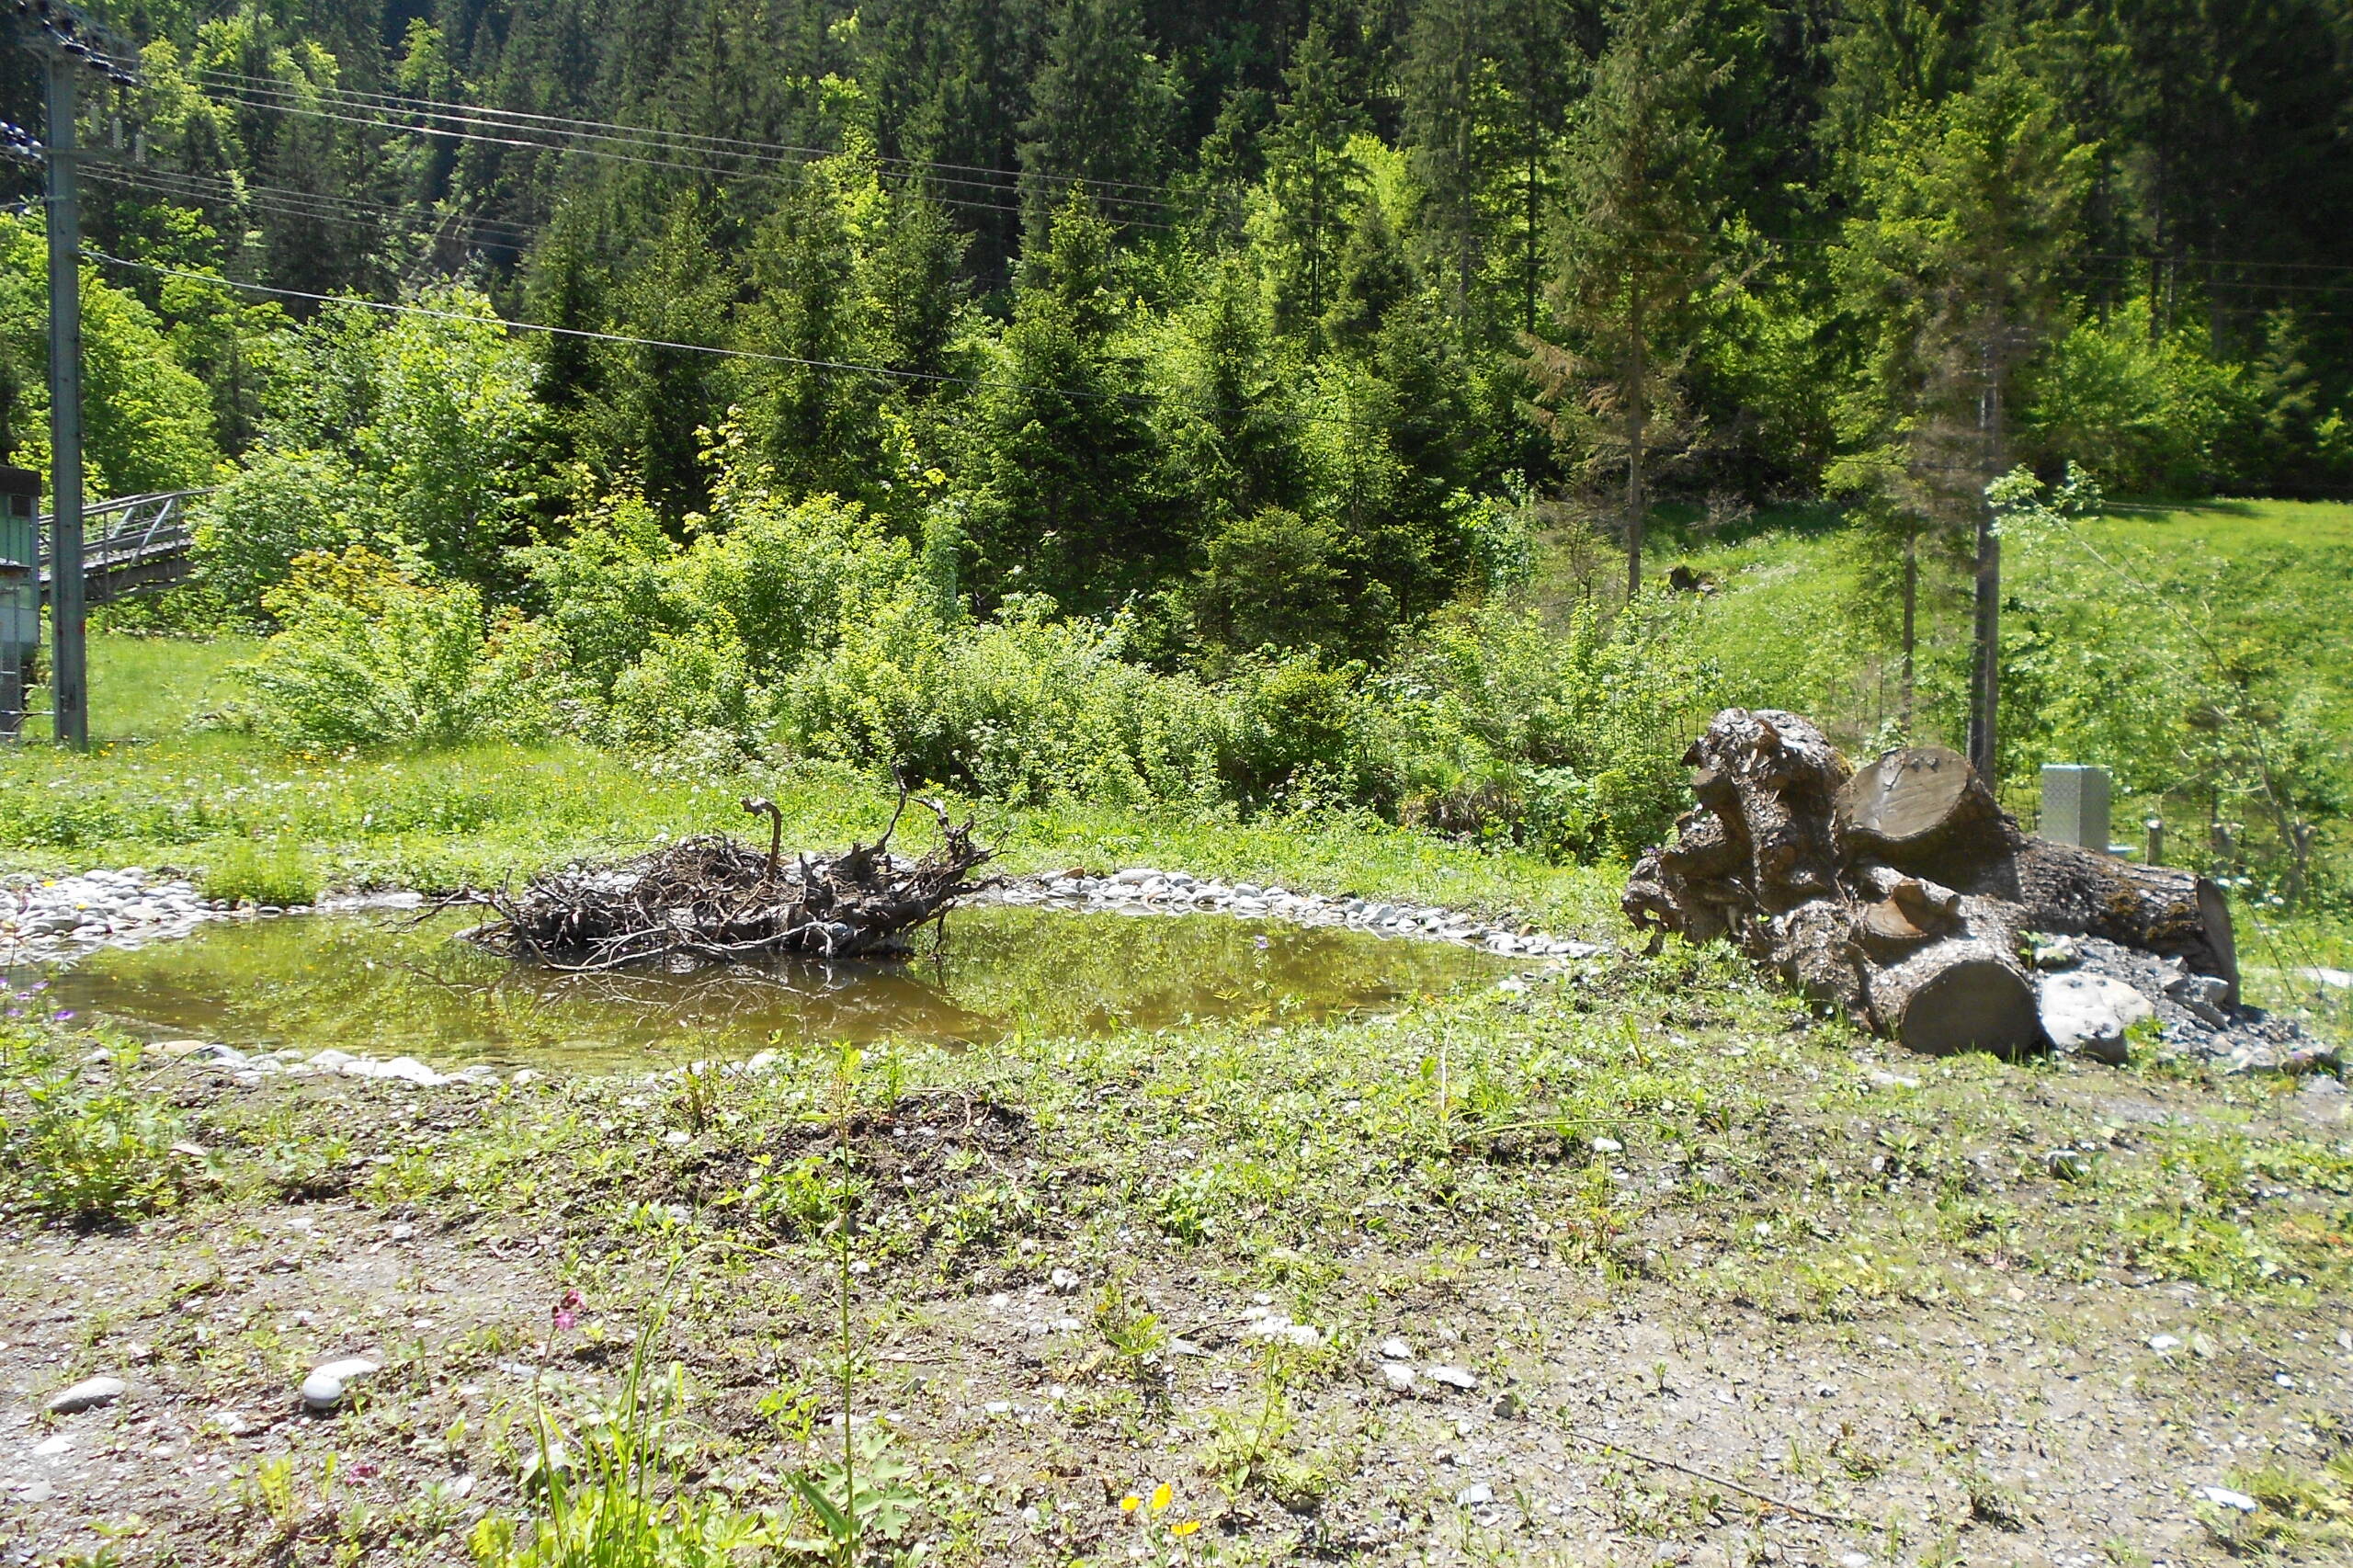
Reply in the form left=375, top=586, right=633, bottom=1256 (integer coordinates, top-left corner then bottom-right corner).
left=41, top=44, right=85, bottom=747
left=5, top=1, right=134, bottom=749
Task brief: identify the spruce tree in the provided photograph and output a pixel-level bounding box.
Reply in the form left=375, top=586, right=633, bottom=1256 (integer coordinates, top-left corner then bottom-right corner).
left=1536, top=0, right=1729, bottom=599
left=1831, top=54, right=2090, bottom=777
left=1264, top=21, right=1367, bottom=335
left=1399, top=0, right=1509, bottom=339
left=1017, top=0, right=1176, bottom=240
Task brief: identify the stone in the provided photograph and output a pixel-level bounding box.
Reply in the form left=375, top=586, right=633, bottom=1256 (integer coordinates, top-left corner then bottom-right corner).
left=1455, top=1483, right=1494, bottom=1506
left=2197, top=1485, right=2259, bottom=1513
left=31, top=1435, right=70, bottom=1457
left=301, top=1357, right=380, bottom=1413
left=1425, top=1365, right=1479, bottom=1391
left=368, top=1056, right=448, bottom=1086
left=1589, top=1136, right=1622, bottom=1154
left=1377, top=1336, right=1412, bottom=1361
left=1381, top=1362, right=1417, bottom=1392
left=1049, top=1267, right=1081, bottom=1295
left=2165, top=972, right=2232, bottom=1028
left=44, top=1375, right=126, bottom=1415
left=2303, top=968, right=2353, bottom=991
left=2148, top=1334, right=2181, bottom=1353
left=2037, top=972, right=2155, bottom=1062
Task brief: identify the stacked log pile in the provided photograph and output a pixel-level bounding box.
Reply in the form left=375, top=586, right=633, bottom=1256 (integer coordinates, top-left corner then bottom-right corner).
left=1624, top=709, right=2237, bottom=1056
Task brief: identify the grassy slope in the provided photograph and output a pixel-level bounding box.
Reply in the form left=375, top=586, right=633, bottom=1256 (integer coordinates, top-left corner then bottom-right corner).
left=1625, top=500, right=2353, bottom=984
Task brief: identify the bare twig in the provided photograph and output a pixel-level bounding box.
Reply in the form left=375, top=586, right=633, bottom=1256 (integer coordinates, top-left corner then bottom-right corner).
left=1552, top=1424, right=1854, bottom=1526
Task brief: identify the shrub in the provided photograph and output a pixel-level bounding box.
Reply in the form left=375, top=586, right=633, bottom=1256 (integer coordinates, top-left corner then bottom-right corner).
left=1188, top=508, right=1359, bottom=657
left=1224, top=654, right=1382, bottom=808
left=779, top=591, right=1227, bottom=805
left=237, top=548, right=565, bottom=749
left=191, top=287, right=545, bottom=619
left=517, top=450, right=920, bottom=700
left=606, top=627, right=764, bottom=755
left=1381, top=596, right=1724, bottom=859
left=191, top=448, right=388, bottom=622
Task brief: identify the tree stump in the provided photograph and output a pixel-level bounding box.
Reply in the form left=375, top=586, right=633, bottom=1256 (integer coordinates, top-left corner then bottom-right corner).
left=1625, top=710, right=2239, bottom=1056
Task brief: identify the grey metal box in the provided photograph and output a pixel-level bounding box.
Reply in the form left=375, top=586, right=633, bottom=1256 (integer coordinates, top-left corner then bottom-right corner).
left=2041, top=764, right=2111, bottom=853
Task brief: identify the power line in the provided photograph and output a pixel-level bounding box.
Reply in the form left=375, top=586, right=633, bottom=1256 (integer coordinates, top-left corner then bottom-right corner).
left=85, top=161, right=543, bottom=250
left=187, top=67, right=1181, bottom=216
left=188, top=64, right=1179, bottom=200
left=168, top=85, right=1173, bottom=232
left=81, top=248, right=1406, bottom=434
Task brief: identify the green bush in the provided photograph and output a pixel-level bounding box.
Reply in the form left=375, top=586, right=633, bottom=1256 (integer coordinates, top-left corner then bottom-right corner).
left=190, top=287, right=545, bottom=619
left=780, top=591, right=1227, bottom=805
left=1224, top=654, right=1381, bottom=808
left=0, top=1028, right=185, bottom=1222
left=191, top=448, right=389, bottom=623
left=607, top=627, right=765, bottom=755
left=237, top=548, right=566, bottom=749
left=1381, top=597, right=1724, bottom=859
left=1188, top=507, right=1361, bottom=657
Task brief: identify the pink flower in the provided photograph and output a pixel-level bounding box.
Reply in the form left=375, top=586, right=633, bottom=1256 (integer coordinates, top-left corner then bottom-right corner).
left=551, top=1288, right=585, bottom=1334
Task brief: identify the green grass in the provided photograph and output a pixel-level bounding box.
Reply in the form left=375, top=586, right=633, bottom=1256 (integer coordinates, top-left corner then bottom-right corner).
left=0, top=633, right=1620, bottom=932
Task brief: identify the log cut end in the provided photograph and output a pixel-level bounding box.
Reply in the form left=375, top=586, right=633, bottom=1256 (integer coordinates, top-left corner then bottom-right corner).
left=1835, top=744, right=2002, bottom=867
left=1872, top=939, right=2041, bottom=1057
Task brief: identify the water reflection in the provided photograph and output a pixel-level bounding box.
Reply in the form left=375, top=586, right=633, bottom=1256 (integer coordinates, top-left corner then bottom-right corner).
left=32, top=905, right=1511, bottom=1072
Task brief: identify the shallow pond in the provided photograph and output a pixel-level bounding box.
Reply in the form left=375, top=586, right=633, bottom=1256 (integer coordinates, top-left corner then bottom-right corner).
left=30, top=906, right=1515, bottom=1073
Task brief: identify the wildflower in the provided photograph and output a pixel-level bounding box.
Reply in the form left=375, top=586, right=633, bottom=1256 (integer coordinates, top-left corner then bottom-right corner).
left=51, top=1009, right=74, bottom=1022
left=1254, top=935, right=1269, bottom=950
left=1172, top=1518, right=1201, bottom=1537
left=1150, top=1483, right=1172, bottom=1515
left=551, top=1287, right=585, bottom=1333
left=1119, top=1494, right=1142, bottom=1513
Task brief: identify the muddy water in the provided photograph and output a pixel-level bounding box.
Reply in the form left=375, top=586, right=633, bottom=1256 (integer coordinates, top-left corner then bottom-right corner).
left=33, top=905, right=1514, bottom=1073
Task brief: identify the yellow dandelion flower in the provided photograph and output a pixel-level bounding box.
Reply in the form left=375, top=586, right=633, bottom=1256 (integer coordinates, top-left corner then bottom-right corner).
left=1171, top=1518, right=1202, bottom=1537
left=1150, top=1483, right=1173, bottom=1515
left=1119, top=1494, right=1142, bottom=1513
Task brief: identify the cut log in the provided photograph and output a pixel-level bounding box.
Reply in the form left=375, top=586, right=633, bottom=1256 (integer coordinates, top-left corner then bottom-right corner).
left=1685, top=708, right=1850, bottom=912
left=1834, top=745, right=2004, bottom=869
left=2009, top=838, right=2239, bottom=1002
left=1867, top=935, right=2041, bottom=1056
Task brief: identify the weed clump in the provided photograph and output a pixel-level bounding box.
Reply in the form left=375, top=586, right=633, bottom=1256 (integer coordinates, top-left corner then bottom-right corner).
left=0, top=1026, right=186, bottom=1223
left=199, top=837, right=322, bottom=907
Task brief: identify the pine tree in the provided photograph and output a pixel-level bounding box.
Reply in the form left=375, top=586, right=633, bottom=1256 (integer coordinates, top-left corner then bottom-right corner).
left=738, top=168, right=887, bottom=503
left=860, top=187, right=974, bottom=387
left=1399, top=0, right=1510, bottom=339
left=1264, top=21, right=1367, bottom=335
left=963, top=194, right=1167, bottom=609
